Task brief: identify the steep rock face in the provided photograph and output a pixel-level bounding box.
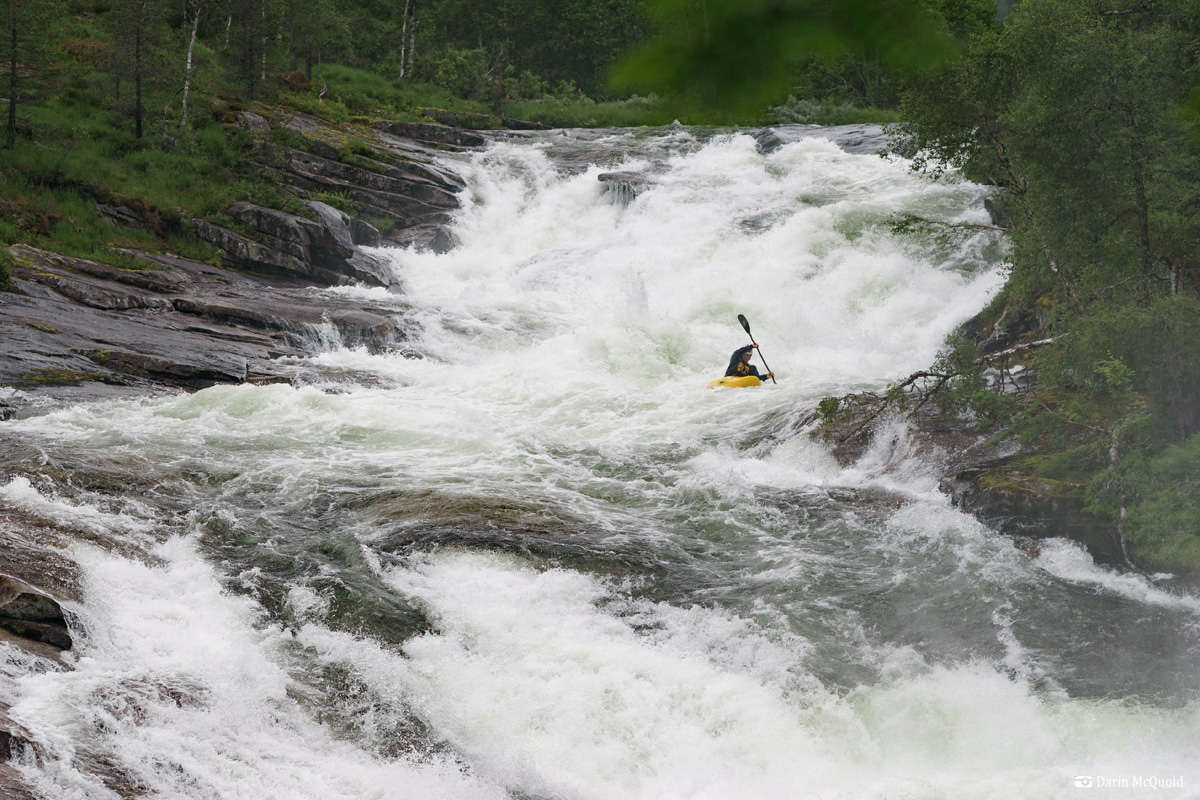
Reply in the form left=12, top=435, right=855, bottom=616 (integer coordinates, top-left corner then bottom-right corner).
left=194, top=200, right=396, bottom=287
left=183, top=110, right=480, bottom=281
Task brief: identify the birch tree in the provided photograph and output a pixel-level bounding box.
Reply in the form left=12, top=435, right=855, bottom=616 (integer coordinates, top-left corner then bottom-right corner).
left=179, top=0, right=201, bottom=128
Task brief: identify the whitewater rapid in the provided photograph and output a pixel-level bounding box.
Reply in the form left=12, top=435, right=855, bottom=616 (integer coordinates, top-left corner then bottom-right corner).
left=2, top=126, right=1198, bottom=800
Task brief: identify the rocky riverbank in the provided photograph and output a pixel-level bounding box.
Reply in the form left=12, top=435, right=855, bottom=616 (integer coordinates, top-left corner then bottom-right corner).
left=0, top=109, right=493, bottom=797
left=0, top=106, right=491, bottom=412
left=813, top=302, right=1134, bottom=573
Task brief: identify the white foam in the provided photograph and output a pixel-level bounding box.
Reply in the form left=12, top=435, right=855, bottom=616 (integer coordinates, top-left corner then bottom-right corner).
left=0, top=475, right=155, bottom=539
left=8, top=538, right=506, bottom=800
left=376, top=550, right=1200, bottom=800
left=1035, top=538, right=1200, bottom=615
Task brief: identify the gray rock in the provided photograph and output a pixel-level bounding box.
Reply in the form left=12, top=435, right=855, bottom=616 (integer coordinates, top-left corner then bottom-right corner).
left=381, top=120, right=489, bottom=149
left=193, top=202, right=398, bottom=288
left=753, top=129, right=785, bottom=155
left=0, top=244, right=412, bottom=401
left=235, top=111, right=271, bottom=133
left=0, top=574, right=72, bottom=651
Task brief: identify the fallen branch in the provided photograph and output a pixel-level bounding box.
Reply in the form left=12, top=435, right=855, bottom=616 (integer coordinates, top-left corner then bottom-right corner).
left=824, top=336, right=1063, bottom=445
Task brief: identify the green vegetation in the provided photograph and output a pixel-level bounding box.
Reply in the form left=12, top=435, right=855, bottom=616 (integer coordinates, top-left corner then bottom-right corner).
left=0, top=0, right=907, bottom=276
left=0, top=246, right=13, bottom=291
left=503, top=95, right=677, bottom=128
left=873, top=0, right=1200, bottom=571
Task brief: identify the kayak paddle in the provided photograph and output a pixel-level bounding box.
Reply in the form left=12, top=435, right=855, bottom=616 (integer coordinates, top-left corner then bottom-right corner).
left=737, top=314, right=776, bottom=383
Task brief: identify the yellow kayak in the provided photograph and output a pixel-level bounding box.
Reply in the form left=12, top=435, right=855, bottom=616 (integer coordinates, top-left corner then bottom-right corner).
left=709, top=375, right=762, bottom=389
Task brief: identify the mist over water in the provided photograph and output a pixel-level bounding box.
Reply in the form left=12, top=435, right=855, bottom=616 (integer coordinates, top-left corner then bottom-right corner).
left=3, top=126, right=1198, bottom=799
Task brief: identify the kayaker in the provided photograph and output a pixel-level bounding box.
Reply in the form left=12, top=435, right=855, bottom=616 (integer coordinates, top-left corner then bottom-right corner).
left=725, top=344, right=774, bottom=381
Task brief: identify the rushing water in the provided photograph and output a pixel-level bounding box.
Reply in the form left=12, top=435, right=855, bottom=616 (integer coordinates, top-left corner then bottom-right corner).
left=2, top=125, right=1199, bottom=800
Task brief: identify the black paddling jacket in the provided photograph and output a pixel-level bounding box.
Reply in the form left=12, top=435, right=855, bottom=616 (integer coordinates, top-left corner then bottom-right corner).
left=725, top=345, right=764, bottom=378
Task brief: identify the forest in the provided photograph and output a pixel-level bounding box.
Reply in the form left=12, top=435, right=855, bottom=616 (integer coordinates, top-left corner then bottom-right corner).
left=2, top=0, right=1199, bottom=572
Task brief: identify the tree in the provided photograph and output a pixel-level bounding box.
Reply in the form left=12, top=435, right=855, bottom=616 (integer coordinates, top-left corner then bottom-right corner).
left=899, top=0, right=1200, bottom=304
left=110, top=0, right=170, bottom=138
left=421, top=0, right=647, bottom=98
left=889, top=0, right=1200, bottom=568
left=611, top=0, right=959, bottom=120
left=232, top=0, right=275, bottom=100
left=179, top=0, right=202, bottom=129
left=1, top=0, right=60, bottom=148
left=288, top=0, right=341, bottom=80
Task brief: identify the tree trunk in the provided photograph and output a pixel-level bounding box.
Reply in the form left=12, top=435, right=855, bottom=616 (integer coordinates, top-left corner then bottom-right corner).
left=6, top=4, right=17, bottom=149
left=288, top=0, right=297, bottom=72
left=180, top=3, right=200, bottom=129
left=398, top=0, right=411, bottom=79
left=134, top=0, right=143, bottom=139
left=405, top=1, right=416, bottom=76
left=260, top=1, right=267, bottom=83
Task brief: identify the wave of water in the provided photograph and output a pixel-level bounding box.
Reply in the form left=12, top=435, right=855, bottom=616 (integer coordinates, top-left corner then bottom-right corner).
left=2, top=126, right=1198, bottom=799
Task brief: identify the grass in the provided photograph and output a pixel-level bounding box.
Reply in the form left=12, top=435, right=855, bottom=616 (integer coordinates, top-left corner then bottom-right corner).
left=503, top=95, right=678, bottom=128
left=308, top=63, right=487, bottom=120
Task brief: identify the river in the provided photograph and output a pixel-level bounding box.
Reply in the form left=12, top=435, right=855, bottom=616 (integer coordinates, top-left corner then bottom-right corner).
left=2, top=125, right=1198, bottom=799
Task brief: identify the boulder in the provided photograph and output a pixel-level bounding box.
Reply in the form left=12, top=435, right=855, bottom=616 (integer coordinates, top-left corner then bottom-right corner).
left=194, top=202, right=399, bottom=287
left=379, top=120, right=489, bottom=149
left=753, top=128, right=786, bottom=155
left=985, top=193, right=1012, bottom=229
left=0, top=575, right=72, bottom=651
left=598, top=171, right=656, bottom=205
left=235, top=111, right=271, bottom=133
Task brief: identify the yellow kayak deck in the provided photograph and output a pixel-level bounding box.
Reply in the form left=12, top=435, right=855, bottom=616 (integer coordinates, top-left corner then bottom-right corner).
left=708, top=375, right=762, bottom=389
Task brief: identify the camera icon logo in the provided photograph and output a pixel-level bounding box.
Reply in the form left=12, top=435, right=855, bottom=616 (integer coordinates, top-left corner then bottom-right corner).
left=1074, top=776, right=1094, bottom=788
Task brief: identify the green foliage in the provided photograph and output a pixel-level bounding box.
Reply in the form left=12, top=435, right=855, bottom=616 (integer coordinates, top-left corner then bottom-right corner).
left=1040, top=297, right=1200, bottom=440
left=899, top=0, right=1200, bottom=300
left=613, top=0, right=958, bottom=122
left=817, top=396, right=841, bottom=426
left=310, top=190, right=357, bottom=216
left=166, top=234, right=221, bottom=265
left=929, top=335, right=1015, bottom=427
left=1118, top=434, right=1200, bottom=573
left=421, top=0, right=648, bottom=98
left=281, top=91, right=352, bottom=124
left=1183, top=83, right=1200, bottom=146
left=335, top=137, right=387, bottom=173
left=427, top=48, right=495, bottom=104
left=891, top=0, right=1200, bottom=568
left=309, top=63, right=473, bottom=118
left=0, top=246, right=14, bottom=291
left=503, top=95, right=676, bottom=128
left=270, top=126, right=309, bottom=150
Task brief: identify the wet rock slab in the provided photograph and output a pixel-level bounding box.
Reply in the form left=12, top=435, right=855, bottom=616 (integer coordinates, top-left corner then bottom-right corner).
left=0, top=244, right=415, bottom=410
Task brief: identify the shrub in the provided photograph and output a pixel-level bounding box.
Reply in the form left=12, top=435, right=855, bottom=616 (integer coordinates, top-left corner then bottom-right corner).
left=0, top=246, right=14, bottom=291
left=1112, top=435, right=1200, bottom=570
left=270, top=127, right=309, bottom=150
left=310, top=190, right=357, bottom=215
